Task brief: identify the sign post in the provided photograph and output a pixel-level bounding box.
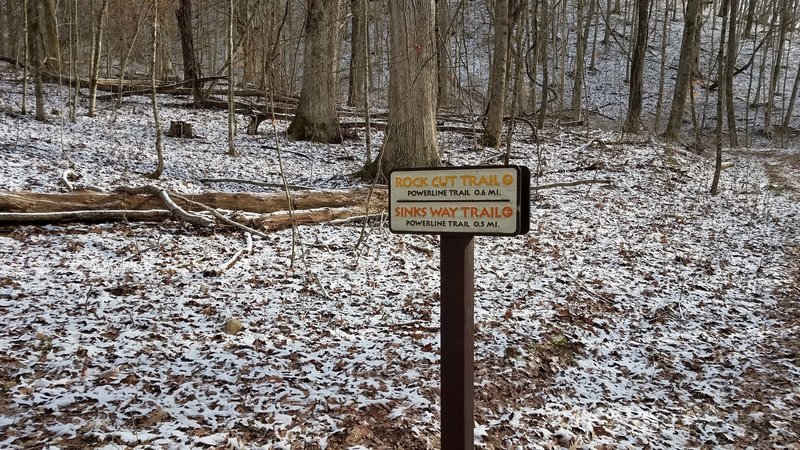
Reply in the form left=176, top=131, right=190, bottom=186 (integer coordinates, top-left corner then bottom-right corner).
left=389, top=166, right=530, bottom=449
left=440, top=234, right=474, bottom=448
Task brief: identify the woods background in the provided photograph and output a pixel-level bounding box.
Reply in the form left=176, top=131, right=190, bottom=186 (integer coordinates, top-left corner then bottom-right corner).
left=1, top=0, right=799, bottom=156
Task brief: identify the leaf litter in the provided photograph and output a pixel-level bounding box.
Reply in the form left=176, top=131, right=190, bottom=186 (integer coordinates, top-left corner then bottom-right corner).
left=0, top=70, right=799, bottom=449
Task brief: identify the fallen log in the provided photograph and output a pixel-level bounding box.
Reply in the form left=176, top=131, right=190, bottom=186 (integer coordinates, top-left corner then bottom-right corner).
left=251, top=206, right=371, bottom=232
left=0, top=188, right=386, bottom=214
left=198, top=178, right=314, bottom=190
left=0, top=209, right=173, bottom=224
left=0, top=186, right=388, bottom=230
left=94, top=76, right=227, bottom=101
left=0, top=206, right=380, bottom=231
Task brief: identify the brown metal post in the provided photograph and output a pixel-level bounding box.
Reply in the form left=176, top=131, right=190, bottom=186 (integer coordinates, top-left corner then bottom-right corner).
left=440, top=234, right=475, bottom=449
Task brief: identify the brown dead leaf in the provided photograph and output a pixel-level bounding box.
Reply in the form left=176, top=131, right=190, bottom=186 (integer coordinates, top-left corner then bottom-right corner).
left=140, top=408, right=171, bottom=428
left=345, top=424, right=374, bottom=445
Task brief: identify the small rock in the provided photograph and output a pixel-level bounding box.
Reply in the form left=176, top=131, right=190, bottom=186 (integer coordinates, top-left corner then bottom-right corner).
left=224, top=318, right=244, bottom=335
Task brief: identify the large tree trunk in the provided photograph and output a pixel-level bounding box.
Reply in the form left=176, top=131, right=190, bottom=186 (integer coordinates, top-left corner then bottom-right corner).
left=664, top=0, right=702, bottom=140
left=27, top=0, right=58, bottom=72
left=368, top=0, right=440, bottom=177
left=27, top=0, right=58, bottom=122
left=287, top=0, right=343, bottom=143
left=622, top=0, right=650, bottom=133
left=482, top=0, right=511, bottom=147
left=177, top=0, right=205, bottom=106
left=348, top=0, right=368, bottom=107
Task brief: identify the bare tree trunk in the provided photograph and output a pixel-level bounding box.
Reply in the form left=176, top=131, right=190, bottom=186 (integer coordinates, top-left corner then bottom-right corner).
left=571, top=0, right=587, bottom=116
left=262, top=0, right=291, bottom=94
left=365, top=0, right=440, bottom=177
left=227, top=0, right=237, bottom=156
left=622, top=0, right=632, bottom=83
left=114, top=2, right=149, bottom=114
left=372, top=8, right=385, bottom=91
left=527, top=0, right=539, bottom=116
left=538, top=0, right=549, bottom=129
left=587, top=0, right=598, bottom=70
left=725, top=0, right=738, bottom=146
left=66, top=0, right=76, bottom=122
left=711, top=0, right=729, bottom=195
left=782, top=61, right=800, bottom=130
left=88, top=0, right=109, bottom=117
left=236, top=0, right=258, bottom=87
left=436, top=0, right=451, bottom=110
left=743, top=0, right=757, bottom=38
left=505, top=6, right=525, bottom=164
left=287, top=0, right=343, bottom=143
left=0, top=3, right=6, bottom=58
left=623, top=0, right=649, bottom=133
left=557, top=0, right=567, bottom=120
left=149, top=0, right=165, bottom=179
left=664, top=0, right=702, bottom=140
left=71, top=0, right=79, bottom=122
left=22, top=0, right=29, bottom=116
left=764, top=0, right=789, bottom=136
left=362, top=0, right=373, bottom=163
left=603, top=0, right=612, bottom=45
left=177, top=0, right=204, bottom=106
left=9, top=3, right=22, bottom=60
left=653, top=0, right=670, bottom=128
left=27, top=0, right=51, bottom=121
left=30, top=0, right=58, bottom=72
left=700, top=5, right=716, bottom=132
left=483, top=0, right=511, bottom=147
left=348, top=0, right=367, bottom=107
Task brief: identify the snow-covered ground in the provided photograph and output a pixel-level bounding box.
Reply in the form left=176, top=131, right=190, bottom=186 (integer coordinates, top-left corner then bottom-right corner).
left=1, top=59, right=800, bottom=450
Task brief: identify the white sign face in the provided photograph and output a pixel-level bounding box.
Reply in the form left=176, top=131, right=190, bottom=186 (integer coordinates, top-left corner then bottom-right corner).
left=389, top=166, right=529, bottom=236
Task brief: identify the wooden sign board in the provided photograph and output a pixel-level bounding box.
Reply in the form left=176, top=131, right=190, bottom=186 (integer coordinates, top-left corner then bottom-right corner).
left=389, top=165, right=530, bottom=236
left=388, top=165, right=530, bottom=448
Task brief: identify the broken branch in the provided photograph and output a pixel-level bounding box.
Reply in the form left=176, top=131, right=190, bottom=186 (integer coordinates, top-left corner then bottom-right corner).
left=115, top=185, right=214, bottom=227
left=216, top=232, right=253, bottom=273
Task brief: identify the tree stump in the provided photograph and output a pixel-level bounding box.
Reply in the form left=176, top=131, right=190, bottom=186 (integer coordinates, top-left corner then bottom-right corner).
left=167, top=121, right=194, bottom=138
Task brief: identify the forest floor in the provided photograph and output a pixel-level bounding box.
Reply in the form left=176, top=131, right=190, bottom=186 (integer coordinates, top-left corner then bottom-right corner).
left=1, top=73, right=800, bottom=449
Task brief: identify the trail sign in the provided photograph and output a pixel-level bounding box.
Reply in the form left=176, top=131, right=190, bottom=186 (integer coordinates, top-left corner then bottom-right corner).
left=389, top=166, right=530, bottom=236
left=388, top=165, right=530, bottom=449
